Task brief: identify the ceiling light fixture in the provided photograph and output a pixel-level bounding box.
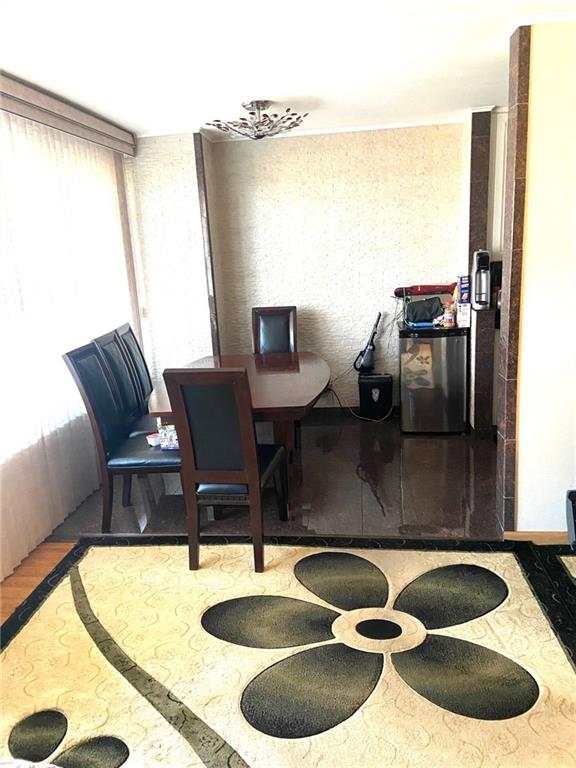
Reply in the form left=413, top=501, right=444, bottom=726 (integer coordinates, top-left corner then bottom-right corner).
left=207, top=100, right=308, bottom=140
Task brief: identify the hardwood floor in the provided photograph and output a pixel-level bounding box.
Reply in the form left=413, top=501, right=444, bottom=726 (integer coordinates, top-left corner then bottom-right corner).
left=504, top=531, right=569, bottom=544
left=0, top=542, right=75, bottom=623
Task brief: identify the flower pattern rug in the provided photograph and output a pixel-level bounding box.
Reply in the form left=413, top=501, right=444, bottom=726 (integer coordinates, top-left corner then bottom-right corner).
left=1, top=541, right=575, bottom=767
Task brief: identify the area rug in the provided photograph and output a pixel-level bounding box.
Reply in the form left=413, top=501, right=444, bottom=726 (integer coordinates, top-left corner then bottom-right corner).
left=563, top=555, right=576, bottom=579
left=1, top=538, right=575, bottom=768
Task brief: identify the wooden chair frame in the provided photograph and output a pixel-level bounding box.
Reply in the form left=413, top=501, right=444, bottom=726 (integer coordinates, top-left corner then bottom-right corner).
left=164, top=367, right=287, bottom=572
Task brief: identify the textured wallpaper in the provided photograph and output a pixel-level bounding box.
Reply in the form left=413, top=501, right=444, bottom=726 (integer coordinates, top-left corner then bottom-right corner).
left=204, top=124, right=466, bottom=405
left=124, top=135, right=213, bottom=385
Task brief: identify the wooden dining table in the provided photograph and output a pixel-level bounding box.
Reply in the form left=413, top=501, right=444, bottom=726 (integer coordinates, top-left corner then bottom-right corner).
left=149, top=351, right=331, bottom=458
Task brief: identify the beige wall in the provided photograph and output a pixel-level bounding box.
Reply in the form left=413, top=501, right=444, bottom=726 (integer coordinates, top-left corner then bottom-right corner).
left=205, top=124, right=467, bottom=405
left=516, top=23, right=576, bottom=530
left=124, top=135, right=213, bottom=384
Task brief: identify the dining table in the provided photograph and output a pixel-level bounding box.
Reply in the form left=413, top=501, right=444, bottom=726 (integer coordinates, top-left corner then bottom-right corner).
left=149, top=351, right=331, bottom=460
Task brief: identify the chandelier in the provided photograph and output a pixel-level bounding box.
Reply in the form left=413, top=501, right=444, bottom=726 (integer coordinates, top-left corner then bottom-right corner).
left=207, top=100, right=308, bottom=140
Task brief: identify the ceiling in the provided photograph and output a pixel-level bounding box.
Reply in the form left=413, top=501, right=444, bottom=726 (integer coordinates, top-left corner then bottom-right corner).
left=1, top=1, right=574, bottom=140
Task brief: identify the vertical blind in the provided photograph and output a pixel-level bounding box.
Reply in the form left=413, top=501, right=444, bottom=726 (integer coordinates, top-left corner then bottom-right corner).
left=0, top=111, right=133, bottom=578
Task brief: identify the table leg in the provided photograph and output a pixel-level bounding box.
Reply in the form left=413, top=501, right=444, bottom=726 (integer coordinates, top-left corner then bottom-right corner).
left=273, top=419, right=295, bottom=459
left=273, top=419, right=302, bottom=487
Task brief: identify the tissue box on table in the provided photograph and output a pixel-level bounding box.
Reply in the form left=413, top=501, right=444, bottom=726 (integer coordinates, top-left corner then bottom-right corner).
left=159, top=424, right=179, bottom=450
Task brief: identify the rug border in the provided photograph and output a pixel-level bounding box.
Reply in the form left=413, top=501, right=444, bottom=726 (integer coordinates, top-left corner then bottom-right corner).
left=514, top=544, right=576, bottom=668
left=2, top=536, right=575, bottom=665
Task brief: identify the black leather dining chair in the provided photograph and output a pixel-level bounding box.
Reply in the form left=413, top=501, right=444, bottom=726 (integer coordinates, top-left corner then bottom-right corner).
left=63, top=343, right=181, bottom=533
left=163, top=367, right=289, bottom=572
left=116, top=323, right=153, bottom=414
left=93, top=330, right=158, bottom=505
left=252, top=306, right=302, bottom=452
left=252, top=306, right=297, bottom=354
left=93, top=331, right=157, bottom=436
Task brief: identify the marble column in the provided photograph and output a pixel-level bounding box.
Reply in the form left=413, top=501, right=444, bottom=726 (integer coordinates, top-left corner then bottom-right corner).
left=495, top=26, right=530, bottom=531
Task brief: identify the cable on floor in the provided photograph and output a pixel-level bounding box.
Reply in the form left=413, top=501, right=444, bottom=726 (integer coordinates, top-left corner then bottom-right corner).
left=326, top=384, right=395, bottom=423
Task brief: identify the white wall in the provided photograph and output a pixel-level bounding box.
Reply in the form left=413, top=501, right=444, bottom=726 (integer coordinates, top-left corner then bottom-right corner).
left=204, top=124, right=467, bottom=405
left=516, top=23, right=576, bottom=530
left=124, top=135, right=213, bottom=384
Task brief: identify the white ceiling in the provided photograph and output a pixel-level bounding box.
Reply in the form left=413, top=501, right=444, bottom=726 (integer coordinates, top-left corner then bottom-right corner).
left=1, top=0, right=574, bottom=139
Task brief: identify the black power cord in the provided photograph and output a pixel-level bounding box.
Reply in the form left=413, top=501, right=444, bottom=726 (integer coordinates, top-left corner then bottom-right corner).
left=326, top=384, right=394, bottom=423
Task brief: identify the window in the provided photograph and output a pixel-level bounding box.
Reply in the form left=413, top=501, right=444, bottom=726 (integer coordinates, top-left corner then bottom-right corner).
left=0, top=111, right=133, bottom=577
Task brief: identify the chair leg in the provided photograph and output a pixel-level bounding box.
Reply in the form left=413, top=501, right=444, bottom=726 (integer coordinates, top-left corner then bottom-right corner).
left=122, top=474, right=132, bottom=507
left=250, top=493, right=264, bottom=572
left=101, top=474, right=114, bottom=533
left=187, top=495, right=200, bottom=570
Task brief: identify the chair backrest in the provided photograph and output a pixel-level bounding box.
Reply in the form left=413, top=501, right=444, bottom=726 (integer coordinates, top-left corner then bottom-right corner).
left=93, top=330, right=141, bottom=419
left=252, top=306, right=297, bottom=354
left=116, top=324, right=153, bottom=409
left=163, top=368, right=259, bottom=489
left=63, top=343, right=126, bottom=458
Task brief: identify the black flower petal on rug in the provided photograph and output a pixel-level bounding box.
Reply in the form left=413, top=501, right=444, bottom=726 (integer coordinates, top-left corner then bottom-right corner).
left=54, top=736, right=129, bottom=768
left=392, top=635, right=539, bottom=719
left=393, top=564, right=509, bottom=628
left=294, top=552, right=388, bottom=610
left=203, top=551, right=540, bottom=736
left=241, top=643, right=383, bottom=738
left=201, top=595, right=339, bottom=648
left=8, top=709, right=67, bottom=762
left=8, top=710, right=129, bottom=768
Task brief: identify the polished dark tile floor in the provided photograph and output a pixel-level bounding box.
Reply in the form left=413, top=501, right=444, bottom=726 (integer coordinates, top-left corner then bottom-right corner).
left=49, top=412, right=500, bottom=542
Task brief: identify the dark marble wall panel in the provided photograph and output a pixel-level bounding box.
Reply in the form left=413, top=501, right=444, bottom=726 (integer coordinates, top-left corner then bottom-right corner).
left=468, top=111, right=492, bottom=268
left=495, top=26, right=530, bottom=531
left=471, top=309, right=496, bottom=432
left=468, top=111, right=495, bottom=435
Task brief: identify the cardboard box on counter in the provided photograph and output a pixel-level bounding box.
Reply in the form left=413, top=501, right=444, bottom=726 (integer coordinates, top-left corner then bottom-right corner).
left=457, top=302, right=471, bottom=328
left=458, top=275, right=471, bottom=304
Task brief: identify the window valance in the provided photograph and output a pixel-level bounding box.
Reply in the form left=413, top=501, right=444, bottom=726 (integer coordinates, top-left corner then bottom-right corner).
left=0, top=71, right=136, bottom=156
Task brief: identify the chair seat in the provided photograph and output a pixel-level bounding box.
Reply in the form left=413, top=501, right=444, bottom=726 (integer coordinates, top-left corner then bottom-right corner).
left=107, top=434, right=181, bottom=469
left=128, top=413, right=158, bottom=438
left=196, top=443, right=286, bottom=497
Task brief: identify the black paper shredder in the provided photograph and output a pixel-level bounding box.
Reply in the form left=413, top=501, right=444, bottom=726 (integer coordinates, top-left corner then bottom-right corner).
left=358, top=373, right=393, bottom=419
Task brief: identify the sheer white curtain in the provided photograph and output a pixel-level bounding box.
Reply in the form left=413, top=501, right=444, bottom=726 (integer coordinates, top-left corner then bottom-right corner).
left=0, top=112, right=133, bottom=578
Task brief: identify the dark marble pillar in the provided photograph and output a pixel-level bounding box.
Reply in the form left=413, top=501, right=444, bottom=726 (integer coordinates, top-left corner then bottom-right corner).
left=468, top=110, right=491, bottom=269
left=495, top=26, right=531, bottom=531
left=470, top=308, right=496, bottom=434
left=467, top=110, right=495, bottom=436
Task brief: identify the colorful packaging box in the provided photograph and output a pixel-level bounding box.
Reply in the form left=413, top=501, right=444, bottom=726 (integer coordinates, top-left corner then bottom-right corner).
left=457, top=302, right=471, bottom=328
left=458, top=275, right=471, bottom=304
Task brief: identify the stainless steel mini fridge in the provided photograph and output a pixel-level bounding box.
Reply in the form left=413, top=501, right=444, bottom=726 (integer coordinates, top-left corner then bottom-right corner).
left=399, top=326, right=468, bottom=432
